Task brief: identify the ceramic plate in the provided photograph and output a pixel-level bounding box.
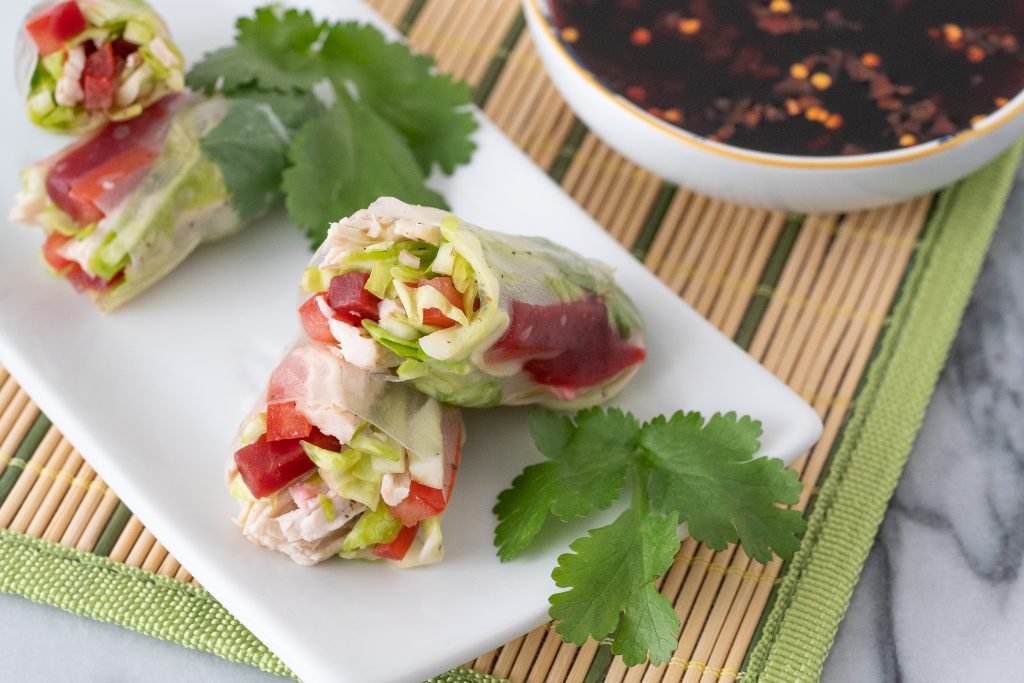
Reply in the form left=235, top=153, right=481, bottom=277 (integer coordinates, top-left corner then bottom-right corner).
left=0, top=2, right=822, bottom=681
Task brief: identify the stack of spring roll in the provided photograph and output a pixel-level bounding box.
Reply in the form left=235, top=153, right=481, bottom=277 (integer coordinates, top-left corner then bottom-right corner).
left=227, top=198, right=647, bottom=566
left=10, top=0, right=298, bottom=310
left=9, top=2, right=648, bottom=568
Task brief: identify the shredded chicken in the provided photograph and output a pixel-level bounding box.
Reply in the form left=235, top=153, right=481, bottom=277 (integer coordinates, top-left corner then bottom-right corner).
left=238, top=482, right=364, bottom=566
left=328, top=316, right=400, bottom=371
left=55, top=47, right=85, bottom=107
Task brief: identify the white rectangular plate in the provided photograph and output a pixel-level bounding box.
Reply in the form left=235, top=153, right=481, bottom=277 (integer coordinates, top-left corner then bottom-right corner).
left=0, top=2, right=822, bottom=681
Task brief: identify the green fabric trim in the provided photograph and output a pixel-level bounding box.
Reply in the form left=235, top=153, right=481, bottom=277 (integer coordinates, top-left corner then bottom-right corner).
left=0, top=528, right=507, bottom=682
left=745, top=140, right=1024, bottom=681
left=0, top=528, right=294, bottom=678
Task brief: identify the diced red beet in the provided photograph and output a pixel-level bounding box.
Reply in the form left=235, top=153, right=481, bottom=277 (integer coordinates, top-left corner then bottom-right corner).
left=373, top=523, right=418, bottom=561
left=24, top=2, right=85, bottom=56
left=67, top=146, right=159, bottom=213
left=326, top=272, right=380, bottom=325
left=234, top=428, right=340, bottom=499
left=298, top=295, right=336, bottom=343
left=487, top=297, right=613, bottom=363
left=46, top=94, right=184, bottom=225
left=111, top=38, right=139, bottom=58
left=304, top=429, right=342, bottom=452
left=235, top=436, right=316, bottom=499
left=485, top=295, right=645, bottom=391
left=84, top=41, right=116, bottom=78
left=82, top=75, right=115, bottom=111
left=524, top=343, right=646, bottom=392
left=265, top=401, right=312, bottom=442
left=392, top=482, right=447, bottom=527
left=82, top=43, right=116, bottom=111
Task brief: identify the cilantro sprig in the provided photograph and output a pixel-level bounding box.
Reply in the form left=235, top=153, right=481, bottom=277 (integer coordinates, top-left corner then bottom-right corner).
left=495, top=408, right=806, bottom=665
left=188, top=6, right=476, bottom=246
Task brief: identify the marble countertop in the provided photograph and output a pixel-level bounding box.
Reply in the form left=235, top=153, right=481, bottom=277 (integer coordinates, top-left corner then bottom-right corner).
left=822, top=165, right=1024, bottom=682
left=3, top=168, right=1022, bottom=681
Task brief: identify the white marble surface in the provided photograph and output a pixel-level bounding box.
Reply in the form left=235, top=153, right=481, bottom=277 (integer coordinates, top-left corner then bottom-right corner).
left=823, top=164, right=1024, bottom=681
left=3, top=172, right=1022, bottom=681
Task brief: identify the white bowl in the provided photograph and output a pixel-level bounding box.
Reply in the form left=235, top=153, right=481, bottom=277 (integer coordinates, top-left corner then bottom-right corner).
left=524, top=0, right=1024, bottom=212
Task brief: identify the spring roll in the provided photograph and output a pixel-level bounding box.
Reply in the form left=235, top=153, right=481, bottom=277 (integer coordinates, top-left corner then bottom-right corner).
left=17, top=0, right=185, bottom=133
left=11, top=92, right=304, bottom=311
left=228, top=342, right=464, bottom=567
left=298, top=197, right=646, bottom=408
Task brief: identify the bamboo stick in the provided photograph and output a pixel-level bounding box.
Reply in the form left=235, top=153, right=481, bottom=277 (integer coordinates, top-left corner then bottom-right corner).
left=124, top=528, right=157, bottom=567
left=157, top=552, right=182, bottom=578
left=564, top=639, right=601, bottom=683
left=613, top=176, right=662, bottom=248
left=73, top=481, right=119, bottom=552
left=510, top=624, right=550, bottom=682
left=0, top=375, right=19, bottom=415
left=0, top=398, right=40, bottom=472
left=141, top=539, right=169, bottom=573
left=26, top=448, right=83, bottom=538
left=45, top=458, right=95, bottom=543
left=108, top=515, right=144, bottom=563
left=0, top=425, right=62, bottom=528
left=527, top=626, right=564, bottom=683
left=492, top=634, right=527, bottom=680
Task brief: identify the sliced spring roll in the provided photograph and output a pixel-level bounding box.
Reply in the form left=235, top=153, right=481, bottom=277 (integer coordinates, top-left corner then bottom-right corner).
left=11, top=92, right=304, bottom=310
left=228, top=342, right=464, bottom=567
left=298, top=197, right=646, bottom=408
left=17, top=0, right=185, bottom=133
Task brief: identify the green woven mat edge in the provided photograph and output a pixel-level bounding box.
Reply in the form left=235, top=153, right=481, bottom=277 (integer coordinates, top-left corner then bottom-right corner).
left=0, top=528, right=504, bottom=682
left=745, top=139, right=1024, bottom=682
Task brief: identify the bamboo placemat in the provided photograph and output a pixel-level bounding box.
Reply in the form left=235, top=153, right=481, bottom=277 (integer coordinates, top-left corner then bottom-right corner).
left=0, top=1, right=1020, bottom=681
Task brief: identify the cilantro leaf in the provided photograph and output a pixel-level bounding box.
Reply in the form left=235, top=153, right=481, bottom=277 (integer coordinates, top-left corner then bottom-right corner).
left=187, top=7, right=324, bottom=94
left=549, top=505, right=680, bottom=665
left=641, top=412, right=806, bottom=563
left=201, top=92, right=320, bottom=222
left=282, top=88, right=446, bottom=247
left=187, top=6, right=477, bottom=248
left=319, top=22, right=477, bottom=174
left=493, top=408, right=639, bottom=560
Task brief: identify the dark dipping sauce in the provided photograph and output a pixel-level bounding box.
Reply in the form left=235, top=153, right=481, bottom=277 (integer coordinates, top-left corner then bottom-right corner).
left=549, top=0, right=1024, bottom=156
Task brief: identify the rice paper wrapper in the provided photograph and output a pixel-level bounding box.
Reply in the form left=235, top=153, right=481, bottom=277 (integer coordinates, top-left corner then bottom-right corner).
left=18, top=0, right=184, bottom=134
left=228, top=342, right=463, bottom=567
left=12, top=93, right=294, bottom=311
left=308, top=197, right=646, bottom=409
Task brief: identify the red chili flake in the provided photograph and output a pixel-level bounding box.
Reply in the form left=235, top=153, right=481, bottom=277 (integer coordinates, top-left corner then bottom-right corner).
left=966, top=45, right=985, bottom=63
left=942, top=23, right=964, bottom=46
left=677, top=18, right=701, bottom=35
left=630, top=27, right=652, bottom=46
left=664, top=108, right=684, bottom=123
left=861, top=52, right=881, bottom=68
left=810, top=72, right=833, bottom=90
left=560, top=26, right=580, bottom=43
left=824, top=113, right=844, bottom=129
left=625, top=85, right=647, bottom=102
